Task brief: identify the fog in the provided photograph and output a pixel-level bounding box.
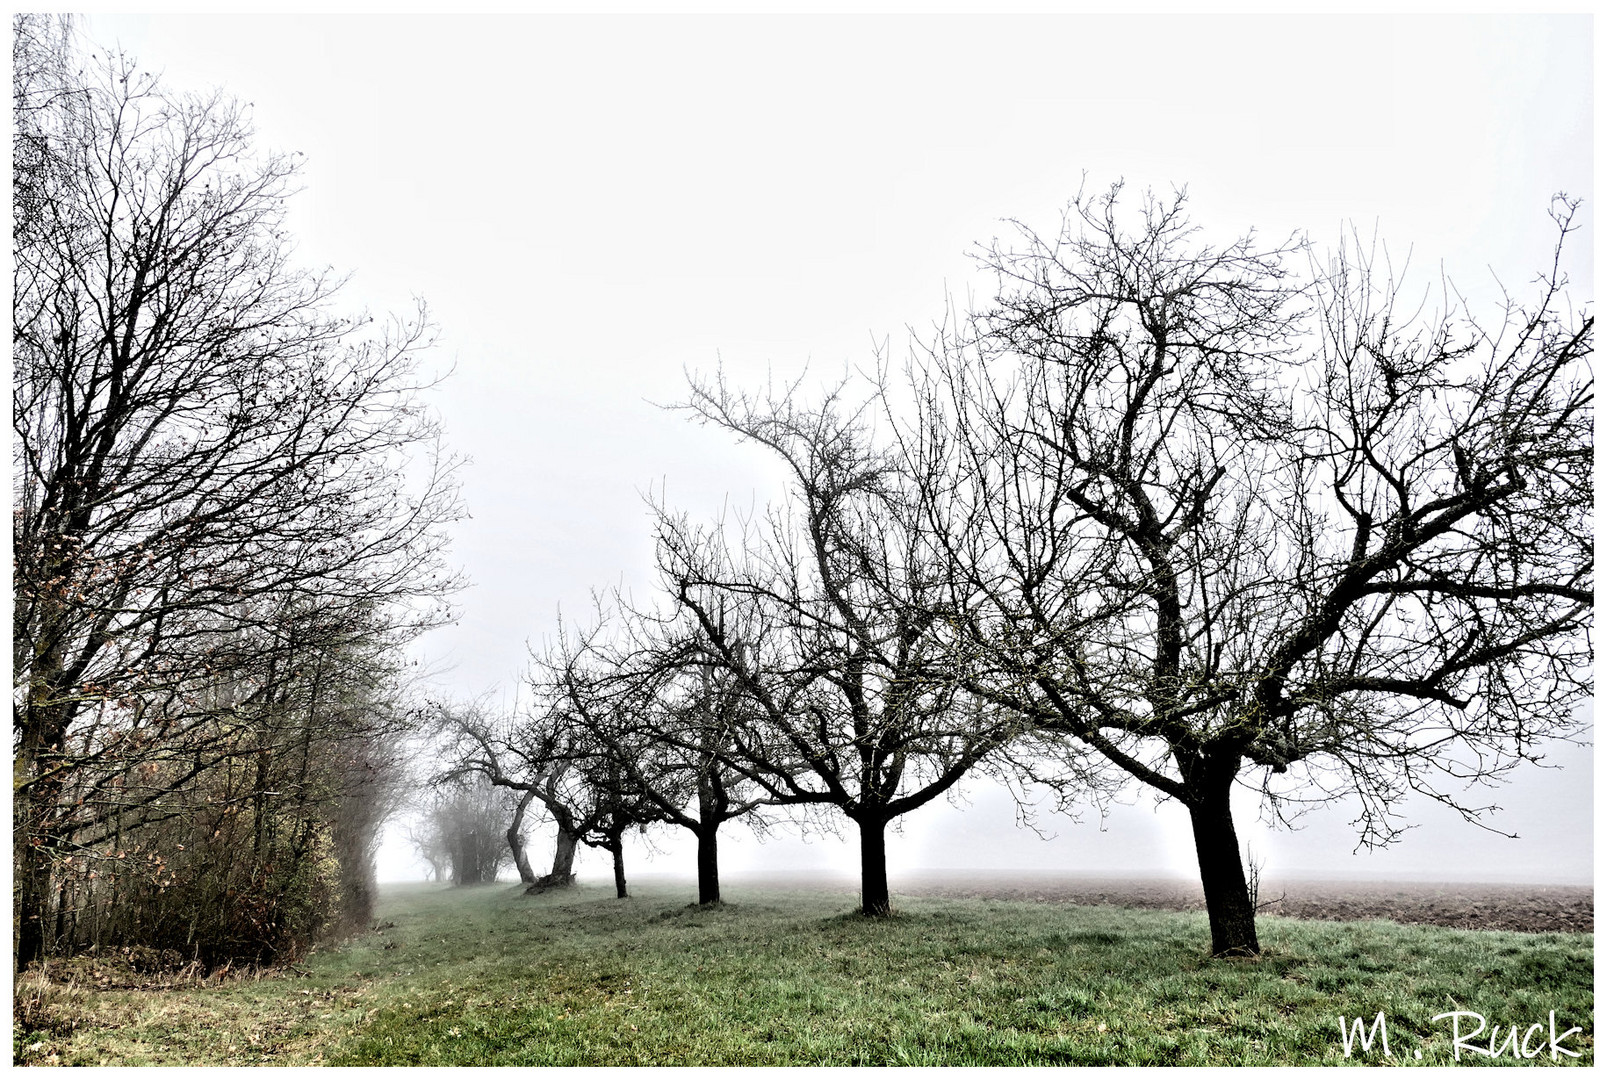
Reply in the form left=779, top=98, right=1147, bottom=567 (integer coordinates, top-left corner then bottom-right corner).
left=88, top=13, right=1594, bottom=892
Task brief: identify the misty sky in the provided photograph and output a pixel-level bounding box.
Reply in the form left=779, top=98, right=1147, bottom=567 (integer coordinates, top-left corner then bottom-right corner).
left=81, top=13, right=1593, bottom=886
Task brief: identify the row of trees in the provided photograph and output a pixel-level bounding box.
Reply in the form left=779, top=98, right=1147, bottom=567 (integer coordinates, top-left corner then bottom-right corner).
left=443, top=183, right=1590, bottom=957
left=12, top=17, right=461, bottom=968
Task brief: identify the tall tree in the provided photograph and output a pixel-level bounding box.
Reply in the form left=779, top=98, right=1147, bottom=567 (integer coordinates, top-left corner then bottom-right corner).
left=12, top=27, right=461, bottom=965
left=657, top=379, right=1021, bottom=917
left=914, top=183, right=1592, bottom=955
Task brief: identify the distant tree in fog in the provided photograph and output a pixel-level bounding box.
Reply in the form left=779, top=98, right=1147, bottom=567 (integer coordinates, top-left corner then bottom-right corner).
left=440, top=697, right=661, bottom=899
left=414, top=776, right=513, bottom=886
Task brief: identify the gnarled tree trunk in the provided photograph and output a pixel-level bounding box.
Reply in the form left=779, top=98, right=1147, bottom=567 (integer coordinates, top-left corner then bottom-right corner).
left=15, top=690, right=68, bottom=967
left=14, top=781, right=55, bottom=967
left=507, top=790, right=537, bottom=885
left=526, top=820, right=577, bottom=893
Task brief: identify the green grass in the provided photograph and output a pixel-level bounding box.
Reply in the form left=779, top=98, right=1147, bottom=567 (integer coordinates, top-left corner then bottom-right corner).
left=14, top=880, right=1593, bottom=1066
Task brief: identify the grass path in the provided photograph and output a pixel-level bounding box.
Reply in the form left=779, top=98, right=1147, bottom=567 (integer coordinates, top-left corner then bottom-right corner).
left=14, top=880, right=1594, bottom=1066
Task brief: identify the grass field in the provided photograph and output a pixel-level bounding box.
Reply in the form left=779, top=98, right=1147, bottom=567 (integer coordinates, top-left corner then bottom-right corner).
left=14, top=879, right=1594, bottom=1066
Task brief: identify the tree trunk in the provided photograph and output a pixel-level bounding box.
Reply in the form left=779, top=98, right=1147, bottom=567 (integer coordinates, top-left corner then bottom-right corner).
left=54, top=875, right=72, bottom=948
left=252, top=745, right=271, bottom=858
left=1183, top=752, right=1260, bottom=957
left=15, top=799, right=52, bottom=967
left=15, top=706, right=66, bottom=967
left=526, top=821, right=577, bottom=892
left=695, top=824, right=721, bottom=906
left=550, top=823, right=577, bottom=881
left=610, top=833, right=628, bottom=899
left=858, top=815, right=892, bottom=917
left=507, top=791, right=537, bottom=885
left=14, top=751, right=41, bottom=968
left=16, top=598, right=71, bottom=968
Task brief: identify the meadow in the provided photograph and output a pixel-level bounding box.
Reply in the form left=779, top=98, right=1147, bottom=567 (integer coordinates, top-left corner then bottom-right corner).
left=14, top=879, right=1594, bottom=1066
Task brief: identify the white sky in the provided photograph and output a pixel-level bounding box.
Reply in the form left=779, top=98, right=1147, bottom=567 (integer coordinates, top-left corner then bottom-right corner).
left=79, top=12, right=1593, bottom=886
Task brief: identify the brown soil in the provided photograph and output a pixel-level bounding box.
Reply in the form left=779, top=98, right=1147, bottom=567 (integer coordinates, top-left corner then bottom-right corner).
left=883, top=870, right=1594, bottom=934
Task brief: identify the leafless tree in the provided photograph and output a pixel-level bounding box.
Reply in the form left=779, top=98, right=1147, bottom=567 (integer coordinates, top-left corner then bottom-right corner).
left=414, top=776, right=515, bottom=886
left=441, top=696, right=662, bottom=900
left=656, top=378, right=1023, bottom=917
left=403, top=815, right=451, bottom=883
left=12, top=27, right=462, bottom=965
left=911, top=182, right=1592, bottom=955
left=540, top=605, right=773, bottom=906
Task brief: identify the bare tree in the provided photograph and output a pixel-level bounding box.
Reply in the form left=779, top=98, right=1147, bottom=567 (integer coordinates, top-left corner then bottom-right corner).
left=913, top=182, right=1592, bottom=955
left=441, top=698, right=661, bottom=900
left=12, top=29, right=461, bottom=965
left=403, top=816, right=451, bottom=883
left=523, top=764, right=585, bottom=892
left=422, top=777, right=516, bottom=886
left=657, top=378, right=1022, bottom=917
left=632, top=635, right=773, bottom=907
left=540, top=606, right=772, bottom=906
